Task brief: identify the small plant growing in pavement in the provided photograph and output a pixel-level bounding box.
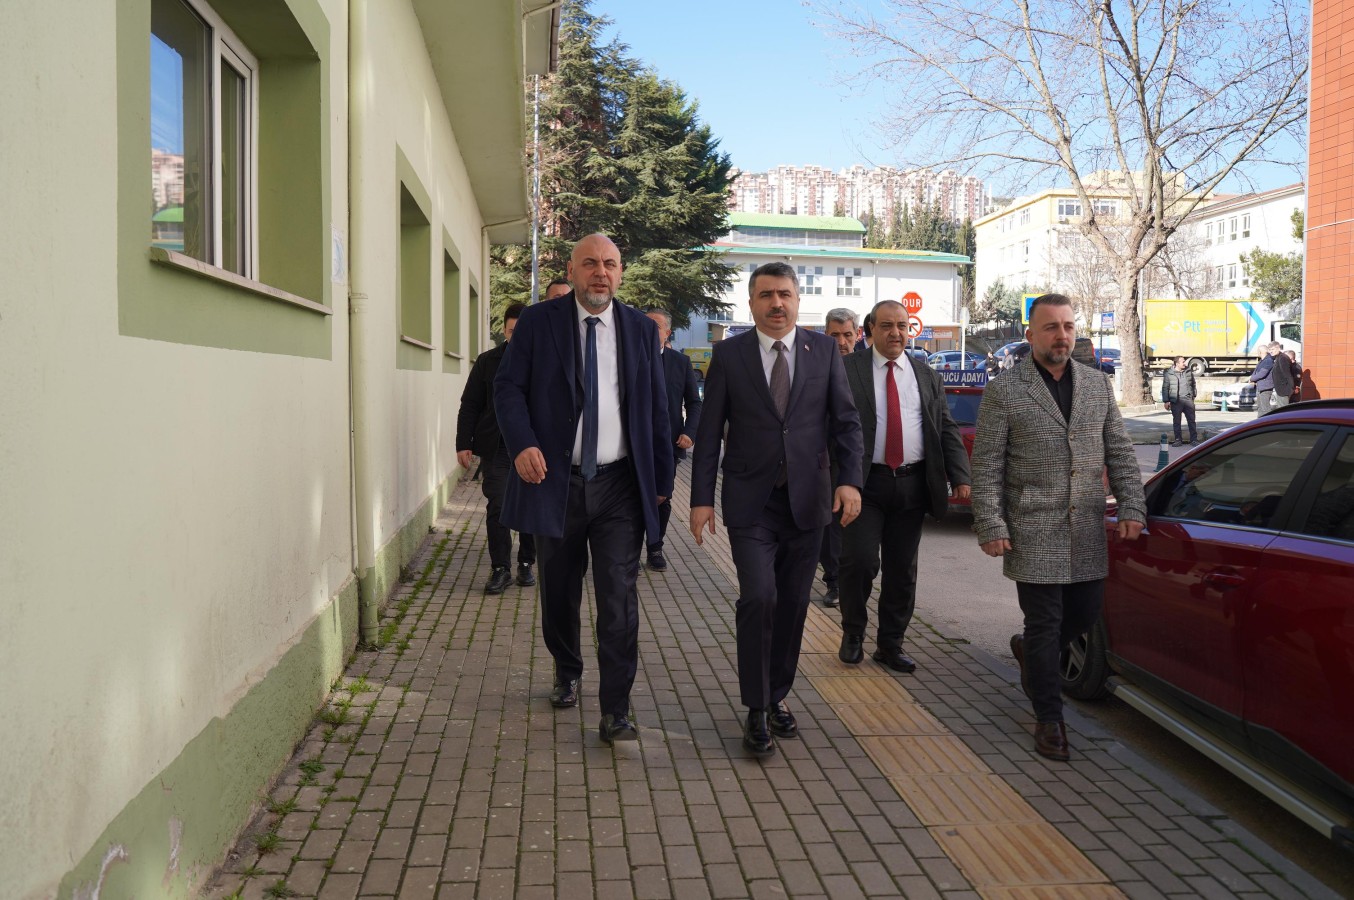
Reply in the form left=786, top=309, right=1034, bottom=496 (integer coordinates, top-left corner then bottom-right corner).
left=254, top=831, right=281, bottom=853
left=263, top=880, right=296, bottom=898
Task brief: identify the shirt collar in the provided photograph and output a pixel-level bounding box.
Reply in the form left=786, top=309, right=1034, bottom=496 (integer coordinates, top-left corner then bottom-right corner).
left=575, top=298, right=615, bottom=327
left=756, top=327, right=796, bottom=352
left=872, top=347, right=907, bottom=369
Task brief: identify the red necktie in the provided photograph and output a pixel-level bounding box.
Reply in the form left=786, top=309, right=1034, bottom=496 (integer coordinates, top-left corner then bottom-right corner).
left=885, top=361, right=904, bottom=469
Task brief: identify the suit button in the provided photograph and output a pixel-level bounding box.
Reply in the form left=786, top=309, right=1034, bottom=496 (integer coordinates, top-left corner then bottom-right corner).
left=783, top=428, right=789, bottom=435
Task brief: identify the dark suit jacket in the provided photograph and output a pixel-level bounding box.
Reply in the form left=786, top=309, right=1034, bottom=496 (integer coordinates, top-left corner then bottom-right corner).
left=843, top=350, right=972, bottom=520
left=661, top=348, right=702, bottom=461
left=493, top=293, right=674, bottom=541
left=691, top=327, right=864, bottom=530
left=455, top=341, right=508, bottom=458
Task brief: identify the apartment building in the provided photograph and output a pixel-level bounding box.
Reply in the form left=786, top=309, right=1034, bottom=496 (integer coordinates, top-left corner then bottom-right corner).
left=730, top=164, right=986, bottom=225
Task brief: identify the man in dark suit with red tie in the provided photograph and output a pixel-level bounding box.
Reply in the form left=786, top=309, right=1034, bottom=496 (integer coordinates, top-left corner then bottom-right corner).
left=494, top=233, right=673, bottom=745
left=838, top=300, right=972, bottom=674
left=644, top=308, right=702, bottom=571
left=690, top=261, right=864, bottom=757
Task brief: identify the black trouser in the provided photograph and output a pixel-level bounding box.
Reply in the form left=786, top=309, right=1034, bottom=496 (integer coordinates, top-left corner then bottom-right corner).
left=648, top=455, right=683, bottom=554
left=1015, top=579, right=1104, bottom=723
left=839, top=465, right=927, bottom=649
left=535, top=465, right=644, bottom=717
left=727, top=486, right=820, bottom=710
left=1169, top=398, right=1197, bottom=441
left=481, top=450, right=535, bottom=569
left=819, top=516, right=841, bottom=587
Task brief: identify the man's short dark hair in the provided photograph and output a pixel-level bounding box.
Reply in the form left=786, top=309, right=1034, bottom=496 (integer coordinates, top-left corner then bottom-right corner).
left=545, top=277, right=570, bottom=292
left=862, top=310, right=876, bottom=338
left=748, top=261, right=799, bottom=297
left=1027, top=292, right=1073, bottom=318
left=503, top=303, right=526, bottom=323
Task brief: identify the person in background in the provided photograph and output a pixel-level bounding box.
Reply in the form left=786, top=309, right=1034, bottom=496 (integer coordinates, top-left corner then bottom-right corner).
left=971, top=293, right=1147, bottom=762
left=645, top=308, right=702, bottom=571
left=456, top=303, right=535, bottom=594
left=1285, top=350, right=1302, bottom=402
left=544, top=278, right=572, bottom=301
left=854, top=310, right=875, bottom=352
left=1268, top=342, right=1295, bottom=413
left=1248, top=342, right=1283, bottom=417
left=819, top=308, right=859, bottom=607
left=1160, top=356, right=1199, bottom=445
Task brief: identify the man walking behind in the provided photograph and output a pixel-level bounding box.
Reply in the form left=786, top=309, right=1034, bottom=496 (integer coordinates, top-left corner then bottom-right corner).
left=1249, top=342, right=1291, bottom=417
left=817, top=307, right=860, bottom=607
left=644, top=308, right=702, bottom=571
left=690, top=262, right=863, bottom=758
left=494, top=233, right=673, bottom=745
left=971, top=293, right=1146, bottom=762
left=1160, top=356, right=1199, bottom=445
left=456, top=303, right=535, bottom=594
left=838, top=300, right=972, bottom=674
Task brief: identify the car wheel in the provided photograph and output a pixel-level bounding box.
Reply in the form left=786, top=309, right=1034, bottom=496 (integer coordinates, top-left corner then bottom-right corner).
left=1188, top=357, right=1208, bottom=376
left=1061, top=619, right=1111, bottom=700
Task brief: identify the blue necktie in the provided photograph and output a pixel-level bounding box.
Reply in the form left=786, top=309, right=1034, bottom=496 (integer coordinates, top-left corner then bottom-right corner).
left=582, top=316, right=600, bottom=480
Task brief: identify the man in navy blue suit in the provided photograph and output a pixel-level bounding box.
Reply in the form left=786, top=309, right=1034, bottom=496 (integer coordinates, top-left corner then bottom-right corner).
left=690, top=261, right=864, bottom=757
left=494, top=233, right=673, bottom=745
left=644, top=308, right=702, bottom=572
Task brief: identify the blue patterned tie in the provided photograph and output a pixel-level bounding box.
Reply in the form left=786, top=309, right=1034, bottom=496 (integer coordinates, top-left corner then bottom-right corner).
left=582, top=316, right=600, bottom=480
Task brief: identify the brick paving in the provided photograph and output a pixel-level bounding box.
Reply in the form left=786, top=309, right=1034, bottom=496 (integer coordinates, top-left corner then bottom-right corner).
left=203, top=466, right=1338, bottom=900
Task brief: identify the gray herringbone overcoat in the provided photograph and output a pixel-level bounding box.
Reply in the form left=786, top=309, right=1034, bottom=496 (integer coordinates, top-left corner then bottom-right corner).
left=971, top=359, right=1147, bottom=584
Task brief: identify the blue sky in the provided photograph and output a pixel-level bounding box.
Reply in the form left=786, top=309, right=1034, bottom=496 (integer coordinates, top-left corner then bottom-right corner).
left=590, top=0, right=1306, bottom=195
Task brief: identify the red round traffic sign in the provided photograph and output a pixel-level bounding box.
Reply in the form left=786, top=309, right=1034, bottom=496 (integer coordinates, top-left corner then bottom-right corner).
left=907, top=315, right=924, bottom=338
left=902, top=291, right=924, bottom=314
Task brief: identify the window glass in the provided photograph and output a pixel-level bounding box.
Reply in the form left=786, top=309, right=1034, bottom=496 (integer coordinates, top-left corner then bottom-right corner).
left=219, top=55, right=247, bottom=275
left=1296, top=433, right=1354, bottom=541
left=1156, top=430, right=1321, bottom=528
left=1057, top=198, right=1081, bottom=218
left=151, top=0, right=210, bottom=261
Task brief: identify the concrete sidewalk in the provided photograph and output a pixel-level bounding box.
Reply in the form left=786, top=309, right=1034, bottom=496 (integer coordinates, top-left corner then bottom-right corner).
left=204, top=467, right=1337, bottom=900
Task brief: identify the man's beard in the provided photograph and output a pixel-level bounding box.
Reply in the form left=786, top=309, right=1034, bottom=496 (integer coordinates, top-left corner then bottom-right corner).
left=1040, top=347, right=1070, bottom=366
left=579, top=289, right=612, bottom=311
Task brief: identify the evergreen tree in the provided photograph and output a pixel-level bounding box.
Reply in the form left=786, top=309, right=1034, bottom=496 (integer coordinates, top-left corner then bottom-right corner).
left=887, top=203, right=905, bottom=249
left=954, top=217, right=976, bottom=308
left=863, top=202, right=886, bottom=248
left=491, top=0, right=735, bottom=328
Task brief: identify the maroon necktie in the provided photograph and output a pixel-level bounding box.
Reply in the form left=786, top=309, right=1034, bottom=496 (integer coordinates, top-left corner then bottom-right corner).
left=885, top=361, right=904, bottom=470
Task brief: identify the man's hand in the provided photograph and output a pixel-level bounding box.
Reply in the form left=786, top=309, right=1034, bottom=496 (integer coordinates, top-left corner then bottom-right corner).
left=833, top=486, right=862, bottom=527
left=456, top=449, right=474, bottom=470
left=1163, top=402, right=1172, bottom=411
left=657, top=496, right=667, bottom=506
left=980, top=538, right=1011, bottom=557
left=690, top=506, right=716, bottom=545
left=675, top=435, right=693, bottom=450
left=514, top=447, right=547, bottom=484
left=1116, top=520, right=1145, bottom=540
left=951, top=484, right=972, bottom=501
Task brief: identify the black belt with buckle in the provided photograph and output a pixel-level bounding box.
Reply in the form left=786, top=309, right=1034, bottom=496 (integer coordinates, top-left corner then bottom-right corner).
left=871, top=461, right=924, bottom=477
left=571, top=458, right=629, bottom=478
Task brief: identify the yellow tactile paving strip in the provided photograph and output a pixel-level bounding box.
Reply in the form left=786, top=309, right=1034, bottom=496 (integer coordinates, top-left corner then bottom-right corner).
left=799, top=603, right=1127, bottom=898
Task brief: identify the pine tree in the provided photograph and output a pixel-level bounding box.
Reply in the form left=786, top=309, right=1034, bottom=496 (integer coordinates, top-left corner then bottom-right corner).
left=491, top=0, right=734, bottom=329
left=863, top=203, right=886, bottom=248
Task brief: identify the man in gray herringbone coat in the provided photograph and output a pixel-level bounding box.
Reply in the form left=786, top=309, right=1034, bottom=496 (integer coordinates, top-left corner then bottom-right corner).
left=971, top=294, right=1147, bottom=762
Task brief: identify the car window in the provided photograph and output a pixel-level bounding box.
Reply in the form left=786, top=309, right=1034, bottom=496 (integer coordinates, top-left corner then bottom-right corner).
left=1295, top=432, right=1354, bottom=542
left=945, top=392, right=982, bottom=425
left=1155, top=429, right=1322, bottom=528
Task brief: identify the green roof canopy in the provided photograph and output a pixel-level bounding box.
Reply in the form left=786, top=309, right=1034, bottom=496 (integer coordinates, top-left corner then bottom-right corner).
left=152, top=206, right=183, bottom=223
left=727, top=212, right=865, bottom=233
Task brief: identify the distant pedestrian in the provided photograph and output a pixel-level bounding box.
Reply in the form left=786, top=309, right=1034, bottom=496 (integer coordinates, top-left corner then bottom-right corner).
left=1248, top=342, right=1286, bottom=417
left=1286, top=350, right=1302, bottom=402
left=456, top=303, right=535, bottom=594
left=1160, top=356, right=1198, bottom=445
left=971, top=293, right=1147, bottom=763
left=854, top=310, right=875, bottom=352
left=819, top=307, right=860, bottom=607
left=645, top=308, right=702, bottom=572
left=494, top=233, right=673, bottom=745
left=544, top=278, right=571, bottom=301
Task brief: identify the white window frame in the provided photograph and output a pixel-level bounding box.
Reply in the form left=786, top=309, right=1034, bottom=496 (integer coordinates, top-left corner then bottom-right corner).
left=1057, top=198, right=1082, bottom=218
left=796, top=265, right=823, bottom=295
left=1018, top=208, right=1031, bottom=226
left=1092, top=198, right=1119, bottom=217
left=1227, top=263, right=1237, bottom=287
left=153, top=0, right=260, bottom=277
left=835, top=266, right=862, bottom=297
left=1204, top=222, right=1213, bottom=246
left=1242, top=214, right=1251, bottom=238
left=1229, top=217, right=1238, bottom=241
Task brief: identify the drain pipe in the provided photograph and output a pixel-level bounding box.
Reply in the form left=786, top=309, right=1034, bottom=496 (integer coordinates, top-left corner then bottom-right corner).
left=349, top=0, right=379, bottom=647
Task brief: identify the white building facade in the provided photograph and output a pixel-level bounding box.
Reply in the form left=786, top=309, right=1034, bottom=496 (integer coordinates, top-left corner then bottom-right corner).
left=730, top=164, right=987, bottom=225
left=1179, top=183, right=1305, bottom=299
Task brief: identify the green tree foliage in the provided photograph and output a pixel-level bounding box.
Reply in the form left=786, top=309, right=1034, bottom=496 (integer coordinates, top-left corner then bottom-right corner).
left=863, top=202, right=886, bottom=249
left=491, top=0, right=735, bottom=329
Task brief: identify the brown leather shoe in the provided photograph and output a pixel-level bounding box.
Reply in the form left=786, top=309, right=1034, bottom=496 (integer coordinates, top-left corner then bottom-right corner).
left=1009, top=633, right=1031, bottom=699
left=1034, top=721, right=1070, bottom=761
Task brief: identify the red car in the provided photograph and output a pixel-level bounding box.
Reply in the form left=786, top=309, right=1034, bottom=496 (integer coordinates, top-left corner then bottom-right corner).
left=942, top=375, right=984, bottom=511
left=1062, top=399, right=1354, bottom=848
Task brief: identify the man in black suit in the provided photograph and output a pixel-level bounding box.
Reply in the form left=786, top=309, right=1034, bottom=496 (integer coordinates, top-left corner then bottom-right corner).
left=690, top=261, right=863, bottom=757
left=644, top=308, right=702, bottom=571
left=544, top=277, right=572, bottom=301
left=819, top=307, right=860, bottom=607
left=456, top=303, right=535, bottom=594
left=494, top=233, right=673, bottom=745
left=839, top=300, right=972, bottom=673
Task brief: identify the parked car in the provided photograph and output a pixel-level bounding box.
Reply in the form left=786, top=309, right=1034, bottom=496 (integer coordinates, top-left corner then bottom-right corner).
left=992, top=339, right=1115, bottom=374
left=1212, top=381, right=1257, bottom=410
left=1097, top=347, right=1121, bottom=368
left=1061, top=400, right=1354, bottom=847
left=905, top=348, right=930, bottom=363
left=928, top=350, right=986, bottom=371
left=942, top=380, right=984, bottom=512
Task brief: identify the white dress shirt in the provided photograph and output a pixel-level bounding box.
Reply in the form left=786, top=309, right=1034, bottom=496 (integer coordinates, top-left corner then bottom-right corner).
left=871, top=348, right=925, bottom=466
left=755, top=327, right=797, bottom=387
left=572, top=300, right=628, bottom=466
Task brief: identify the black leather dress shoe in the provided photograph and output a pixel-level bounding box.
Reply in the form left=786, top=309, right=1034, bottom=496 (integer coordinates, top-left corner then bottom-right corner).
left=872, top=647, right=917, bottom=673
left=1034, top=721, right=1070, bottom=761
left=484, top=566, right=512, bottom=594
left=647, top=551, right=668, bottom=571
left=599, top=713, right=638, bottom=744
left=516, top=562, right=536, bottom=586
left=839, top=634, right=864, bottom=664
left=768, top=702, right=798, bottom=739
left=743, top=710, right=775, bottom=757
left=549, top=677, right=579, bottom=708
left=823, top=586, right=839, bottom=608
left=1009, top=633, right=1031, bottom=698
